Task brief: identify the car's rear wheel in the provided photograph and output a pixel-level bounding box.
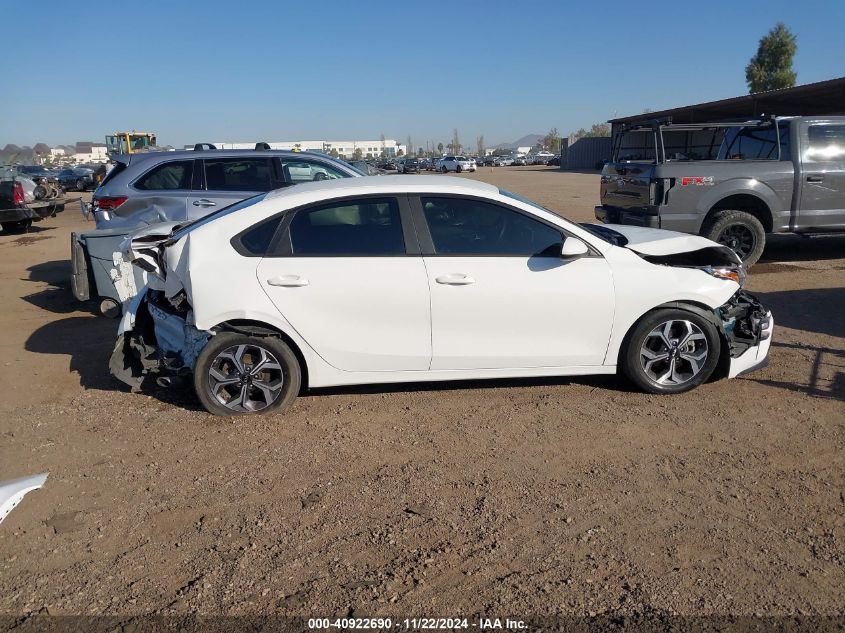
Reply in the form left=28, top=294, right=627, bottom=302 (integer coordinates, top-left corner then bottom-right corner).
left=193, top=332, right=301, bottom=416
left=76, top=178, right=86, bottom=191
left=621, top=309, right=720, bottom=394
left=441, top=166, right=447, bottom=173
left=456, top=165, right=462, bottom=173
left=702, top=209, right=765, bottom=267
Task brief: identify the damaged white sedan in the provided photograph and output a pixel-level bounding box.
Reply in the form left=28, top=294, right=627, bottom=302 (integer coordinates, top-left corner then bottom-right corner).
left=111, top=176, right=773, bottom=416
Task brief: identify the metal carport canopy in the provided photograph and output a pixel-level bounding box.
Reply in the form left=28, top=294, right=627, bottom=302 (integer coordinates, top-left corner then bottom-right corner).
left=609, top=76, right=845, bottom=126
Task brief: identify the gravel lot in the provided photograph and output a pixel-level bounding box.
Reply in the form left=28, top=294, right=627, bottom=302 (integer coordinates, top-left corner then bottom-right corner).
left=1, top=167, right=844, bottom=623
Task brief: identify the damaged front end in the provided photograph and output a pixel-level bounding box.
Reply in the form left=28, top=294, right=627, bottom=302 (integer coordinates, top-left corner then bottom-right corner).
left=715, top=290, right=773, bottom=378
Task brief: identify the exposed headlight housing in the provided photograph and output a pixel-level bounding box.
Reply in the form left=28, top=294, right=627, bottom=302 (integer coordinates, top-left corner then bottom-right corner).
left=701, top=264, right=746, bottom=287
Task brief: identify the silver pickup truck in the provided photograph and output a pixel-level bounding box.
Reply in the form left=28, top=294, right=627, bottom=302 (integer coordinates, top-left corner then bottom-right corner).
left=595, top=116, right=845, bottom=265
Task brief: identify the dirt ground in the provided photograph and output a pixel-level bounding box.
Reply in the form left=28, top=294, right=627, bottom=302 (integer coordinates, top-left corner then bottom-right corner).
left=1, top=167, right=844, bottom=625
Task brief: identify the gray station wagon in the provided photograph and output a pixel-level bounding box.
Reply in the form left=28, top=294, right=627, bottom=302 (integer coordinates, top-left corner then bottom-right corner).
left=87, top=146, right=365, bottom=230
left=72, top=146, right=365, bottom=314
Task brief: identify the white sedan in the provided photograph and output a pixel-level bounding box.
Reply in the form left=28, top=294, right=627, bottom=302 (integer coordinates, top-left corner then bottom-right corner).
left=437, top=156, right=476, bottom=173
left=113, top=176, right=773, bottom=416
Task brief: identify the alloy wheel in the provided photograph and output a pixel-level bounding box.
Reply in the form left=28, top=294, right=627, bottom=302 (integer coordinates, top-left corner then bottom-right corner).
left=207, top=343, right=284, bottom=412
left=640, top=320, right=708, bottom=386
left=718, top=223, right=756, bottom=261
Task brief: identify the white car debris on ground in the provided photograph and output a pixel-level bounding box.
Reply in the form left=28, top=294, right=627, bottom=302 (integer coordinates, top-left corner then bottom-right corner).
left=0, top=473, right=48, bottom=525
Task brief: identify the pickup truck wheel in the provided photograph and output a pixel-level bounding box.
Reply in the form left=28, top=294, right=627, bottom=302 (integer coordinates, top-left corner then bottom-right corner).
left=621, top=309, right=721, bottom=394
left=194, top=332, right=301, bottom=416
left=702, top=210, right=765, bottom=267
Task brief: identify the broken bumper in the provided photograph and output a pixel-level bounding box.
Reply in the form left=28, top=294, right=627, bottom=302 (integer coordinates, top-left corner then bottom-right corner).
left=717, top=290, right=773, bottom=379
left=0, top=202, right=58, bottom=224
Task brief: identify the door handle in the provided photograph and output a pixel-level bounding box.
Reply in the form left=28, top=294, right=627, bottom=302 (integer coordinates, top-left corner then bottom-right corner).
left=435, top=274, right=475, bottom=285
left=192, top=199, right=217, bottom=207
left=806, top=175, right=824, bottom=183
left=267, top=275, right=309, bottom=287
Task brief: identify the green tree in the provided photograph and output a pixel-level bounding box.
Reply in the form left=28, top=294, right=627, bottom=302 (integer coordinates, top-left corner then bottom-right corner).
left=541, top=127, right=561, bottom=152
left=352, top=148, right=363, bottom=160
left=476, top=135, right=485, bottom=156
left=571, top=123, right=610, bottom=141
left=746, top=22, right=797, bottom=93
left=437, top=142, right=444, bottom=155
left=329, top=148, right=339, bottom=158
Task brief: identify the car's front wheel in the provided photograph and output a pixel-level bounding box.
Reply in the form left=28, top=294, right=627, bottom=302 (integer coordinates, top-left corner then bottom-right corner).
left=621, top=309, right=720, bottom=394
left=193, top=332, right=301, bottom=416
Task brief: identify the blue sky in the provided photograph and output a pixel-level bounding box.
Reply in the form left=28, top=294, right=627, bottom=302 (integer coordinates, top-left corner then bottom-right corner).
left=3, top=0, right=843, bottom=148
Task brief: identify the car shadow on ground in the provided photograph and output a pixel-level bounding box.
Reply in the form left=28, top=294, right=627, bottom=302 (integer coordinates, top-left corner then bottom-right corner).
left=307, top=373, right=633, bottom=398
left=750, top=287, right=845, bottom=401
left=758, top=234, right=845, bottom=264
left=22, top=260, right=98, bottom=315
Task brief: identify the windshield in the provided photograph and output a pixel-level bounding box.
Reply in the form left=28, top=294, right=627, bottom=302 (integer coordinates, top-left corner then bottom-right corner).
left=498, top=188, right=556, bottom=215
left=456, top=156, right=468, bottom=161
left=168, top=192, right=269, bottom=242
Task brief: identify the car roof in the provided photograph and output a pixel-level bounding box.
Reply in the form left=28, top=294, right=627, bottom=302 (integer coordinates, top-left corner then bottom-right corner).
left=265, top=175, right=497, bottom=201
left=119, top=148, right=346, bottom=165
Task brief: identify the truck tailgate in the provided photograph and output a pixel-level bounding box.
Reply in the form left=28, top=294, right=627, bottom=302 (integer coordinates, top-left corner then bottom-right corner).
left=600, top=162, right=655, bottom=211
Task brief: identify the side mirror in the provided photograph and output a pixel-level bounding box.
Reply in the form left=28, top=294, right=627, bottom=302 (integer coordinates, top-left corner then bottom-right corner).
left=561, top=237, right=589, bottom=258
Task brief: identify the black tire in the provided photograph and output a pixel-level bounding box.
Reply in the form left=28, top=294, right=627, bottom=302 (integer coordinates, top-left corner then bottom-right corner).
left=621, top=308, right=721, bottom=395
left=76, top=178, right=85, bottom=191
left=702, top=209, right=766, bottom=267
left=2, top=219, right=32, bottom=233
left=456, top=165, right=462, bottom=173
left=193, top=332, right=301, bottom=416
left=441, top=165, right=448, bottom=173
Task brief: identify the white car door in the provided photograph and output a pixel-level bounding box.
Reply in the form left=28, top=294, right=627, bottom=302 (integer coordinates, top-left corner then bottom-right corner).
left=414, top=195, right=615, bottom=370
left=257, top=196, right=431, bottom=372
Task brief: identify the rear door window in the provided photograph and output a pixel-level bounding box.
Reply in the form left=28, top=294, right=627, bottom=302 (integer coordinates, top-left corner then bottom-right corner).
left=806, top=124, right=845, bottom=161
left=204, top=158, right=273, bottom=191
left=134, top=160, right=194, bottom=190
left=288, top=197, right=405, bottom=255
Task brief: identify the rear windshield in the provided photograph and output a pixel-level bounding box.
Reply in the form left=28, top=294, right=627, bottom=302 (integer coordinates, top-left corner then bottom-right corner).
left=615, top=124, right=787, bottom=162
left=615, top=131, right=656, bottom=162
left=99, top=161, right=127, bottom=187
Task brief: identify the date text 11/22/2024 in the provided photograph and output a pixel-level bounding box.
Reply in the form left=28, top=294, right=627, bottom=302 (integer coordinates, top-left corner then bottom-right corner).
left=307, top=617, right=528, bottom=630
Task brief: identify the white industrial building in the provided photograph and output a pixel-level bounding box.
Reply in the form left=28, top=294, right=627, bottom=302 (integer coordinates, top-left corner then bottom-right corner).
left=188, top=139, right=407, bottom=159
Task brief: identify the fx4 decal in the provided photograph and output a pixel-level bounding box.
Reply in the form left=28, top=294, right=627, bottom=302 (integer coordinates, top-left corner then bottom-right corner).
left=681, top=176, right=715, bottom=186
